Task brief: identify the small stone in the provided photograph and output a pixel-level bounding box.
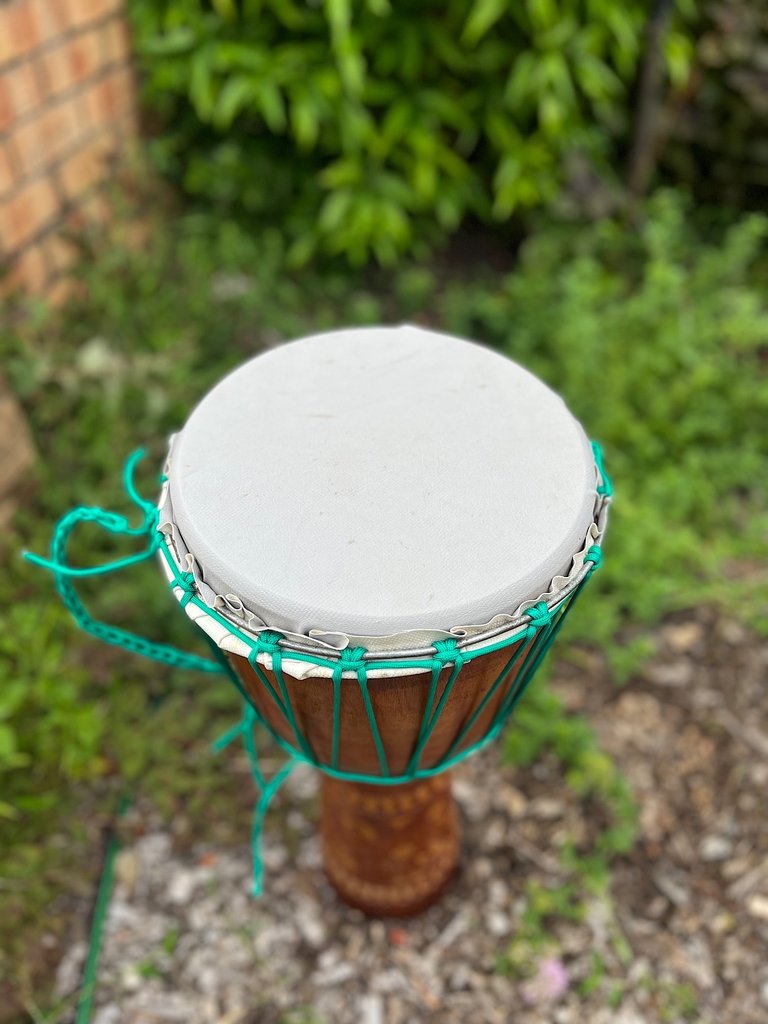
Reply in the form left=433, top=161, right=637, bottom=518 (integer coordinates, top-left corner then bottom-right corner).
left=474, top=857, right=493, bottom=880
left=449, top=964, right=472, bottom=990
left=496, top=786, right=527, bottom=818
left=747, top=895, right=768, bottom=921
left=359, top=993, right=384, bottom=1024
left=645, top=896, right=669, bottom=919
left=120, top=964, right=143, bottom=992
left=529, top=798, right=564, bottom=820
left=296, top=904, right=326, bottom=949
left=719, top=619, right=747, bottom=645
left=92, top=1006, right=122, bottom=1024
left=54, top=941, right=87, bottom=997
left=315, top=962, right=356, bottom=986
left=663, top=622, right=703, bottom=653
left=371, top=968, right=407, bottom=994
left=489, top=879, right=508, bottom=906
left=115, top=850, right=139, bottom=895
left=647, top=661, right=693, bottom=687
left=484, top=817, right=507, bottom=849
left=485, top=909, right=512, bottom=938
left=699, top=835, right=733, bottom=861
left=167, top=867, right=212, bottom=905
left=708, top=911, right=736, bottom=934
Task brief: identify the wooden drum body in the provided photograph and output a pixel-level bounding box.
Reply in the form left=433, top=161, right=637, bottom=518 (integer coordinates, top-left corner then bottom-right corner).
left=158, top=325, right=610, bottom=915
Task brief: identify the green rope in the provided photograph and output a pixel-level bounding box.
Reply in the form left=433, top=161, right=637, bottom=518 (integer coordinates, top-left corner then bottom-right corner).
left=214, top=703, right=300, bottom=895
left=28, top=444, right=611, bottom=913
left=592, top=440, right=613, bottom=497
left=75, top=794, right=129, bottom=1024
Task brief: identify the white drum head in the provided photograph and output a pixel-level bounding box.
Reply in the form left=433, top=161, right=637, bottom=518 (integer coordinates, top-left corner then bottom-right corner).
left=166, top=325, right=597, bottom=645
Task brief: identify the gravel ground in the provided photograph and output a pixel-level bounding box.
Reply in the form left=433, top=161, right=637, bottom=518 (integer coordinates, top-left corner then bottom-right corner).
left=54, top=610, right=768, bottom=1024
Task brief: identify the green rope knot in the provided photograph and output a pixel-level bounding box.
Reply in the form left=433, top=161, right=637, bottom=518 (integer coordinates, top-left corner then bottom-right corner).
left=527, top=601, right=552, bottom=630
left=433, top=637, right=464, bottom=667
left=177, top=571, right=197, bottom=608
left=584, top=544, right=603, bottom=569
left=338, top=646, right=367, bottom=671
left=256, top=630, right=284, bottom=655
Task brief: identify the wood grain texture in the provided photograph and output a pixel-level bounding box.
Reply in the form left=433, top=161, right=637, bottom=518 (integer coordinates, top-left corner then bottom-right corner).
left=320, top=773, right=459, bottom=917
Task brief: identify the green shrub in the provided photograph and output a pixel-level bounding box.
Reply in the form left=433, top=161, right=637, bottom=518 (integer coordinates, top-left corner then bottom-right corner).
left=127, top=0, right=693, bottom=264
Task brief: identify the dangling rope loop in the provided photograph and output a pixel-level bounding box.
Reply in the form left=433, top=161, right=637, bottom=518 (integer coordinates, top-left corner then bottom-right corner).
left=214, top=703, right=300, bottom=896
left=24, top=449, right=223, bottom=675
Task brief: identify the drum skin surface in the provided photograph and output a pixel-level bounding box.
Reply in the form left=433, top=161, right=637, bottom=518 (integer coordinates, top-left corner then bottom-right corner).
left=169, top=325, right=597, bottom=644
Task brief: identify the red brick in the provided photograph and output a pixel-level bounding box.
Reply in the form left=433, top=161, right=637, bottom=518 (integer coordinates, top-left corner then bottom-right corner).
left=1, top=176, right=58, bottom=250
left=0, top=77, right=11, bottom=132
left=57, top=132, right=115, bottom=199
left=65, top=0, right=120, bottom=31
left=100, top=16, right=132, bottom=66
left=72, top=28, right=104, bottom=81
left=40, top=45, right=71, bottom=98
left=84, top=66, right=134, bottom=126
left=70, top=88, right=93, bottom=132
left=13, top=101, right=80, bottom=174
left=0, top=140, right=19, bottom=197
left=0, top=3, right=42, bottom=65
left=4, top=58, right=44, bottom=118
left=8, top=241, right=50, bottom=292
left=42, top=28, right=103, bottom=96
left=31, top=0, right=71, bottom=43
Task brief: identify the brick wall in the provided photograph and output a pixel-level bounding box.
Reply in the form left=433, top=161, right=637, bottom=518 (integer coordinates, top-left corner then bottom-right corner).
left=0, top=0, right=138, bottom=301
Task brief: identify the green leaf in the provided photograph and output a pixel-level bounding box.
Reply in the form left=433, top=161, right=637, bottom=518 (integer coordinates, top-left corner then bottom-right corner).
left=189, top=46, right=216, bottom=121
left=213, top=75, right=256, bottom=130
left=290, top=91, right=321, bottom=149
left=259, top=81, right=287, bottom=133
left=139, top=26, right=196, bottom=57
left=462, top=0, right=508, bottom=46
left=665, top=31, right=694, bottom=90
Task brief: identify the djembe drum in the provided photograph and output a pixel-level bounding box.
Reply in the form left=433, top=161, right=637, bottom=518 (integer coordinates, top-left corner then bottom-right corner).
left=31, top=325, right=610, bottom=917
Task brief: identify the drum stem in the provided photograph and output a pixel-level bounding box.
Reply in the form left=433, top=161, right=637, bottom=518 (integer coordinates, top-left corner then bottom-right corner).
left=319, top=772, right=460, bottom=917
